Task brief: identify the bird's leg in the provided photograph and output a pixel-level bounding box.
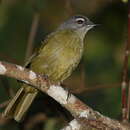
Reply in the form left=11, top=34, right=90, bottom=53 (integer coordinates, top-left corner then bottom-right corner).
left=61, top=83, right=71, bottom=101
left=67, top=90, right=71, bottom=101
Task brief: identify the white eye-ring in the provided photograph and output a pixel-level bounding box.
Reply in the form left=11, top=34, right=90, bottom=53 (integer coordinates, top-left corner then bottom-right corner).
left=76, top=18, right=85, bottom=24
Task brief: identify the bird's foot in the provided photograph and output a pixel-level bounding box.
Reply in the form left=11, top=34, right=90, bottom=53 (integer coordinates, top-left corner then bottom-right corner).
left=61, top=83, right=71, bottom=101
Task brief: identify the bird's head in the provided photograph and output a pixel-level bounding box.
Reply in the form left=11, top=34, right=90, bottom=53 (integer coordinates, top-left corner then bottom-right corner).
left=59, top=15, right=96, bottom=39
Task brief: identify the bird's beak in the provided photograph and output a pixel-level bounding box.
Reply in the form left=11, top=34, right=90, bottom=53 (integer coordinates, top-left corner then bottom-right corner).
left=85, top=20, right=96, bottom=29
left=94, top=24, right=100, bottom=26
left=87, top=24, right=96, bottom=28
left=87, top=23, right=100, bottom=30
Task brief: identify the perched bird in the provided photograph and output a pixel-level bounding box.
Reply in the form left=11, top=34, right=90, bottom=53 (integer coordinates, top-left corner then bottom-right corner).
left=3, top=15, right=95, bottom=122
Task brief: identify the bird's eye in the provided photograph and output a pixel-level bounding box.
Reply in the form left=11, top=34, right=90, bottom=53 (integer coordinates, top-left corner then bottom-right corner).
left=76, top=18, right=85, bottom=24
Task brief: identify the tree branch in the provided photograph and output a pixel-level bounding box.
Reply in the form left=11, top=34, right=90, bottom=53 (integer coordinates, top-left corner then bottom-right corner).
left=121, top=0, right=130, bottom=122
left=0, top=61, right=129, bottom=129
left=25, top=12, right=39, bottom=61
left=61, top=119, right=81, bottom=130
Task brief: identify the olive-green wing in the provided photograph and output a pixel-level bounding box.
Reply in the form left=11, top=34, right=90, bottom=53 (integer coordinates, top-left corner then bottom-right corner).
left=24, top=32, right=53, bottom=68
left=30, top=29, right=82, bottom=82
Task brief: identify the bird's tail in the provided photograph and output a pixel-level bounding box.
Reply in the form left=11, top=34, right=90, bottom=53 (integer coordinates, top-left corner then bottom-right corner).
left=3, top=85, right=38, bottom=122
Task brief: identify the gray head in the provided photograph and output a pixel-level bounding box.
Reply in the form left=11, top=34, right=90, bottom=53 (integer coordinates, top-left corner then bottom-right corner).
left=59, top=15, right=95, bottom=39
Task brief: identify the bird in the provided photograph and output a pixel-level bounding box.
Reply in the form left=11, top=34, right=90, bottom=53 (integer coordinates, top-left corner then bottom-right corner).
left=3, top=15, right=95, bottom=122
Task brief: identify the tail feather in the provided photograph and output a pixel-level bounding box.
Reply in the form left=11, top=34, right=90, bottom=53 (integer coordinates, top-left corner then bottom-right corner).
left=3, top=86, right=38, bottom=122
left=3, top=87, right=24, bottom=118
left=14, top=91, right=37, bottom=121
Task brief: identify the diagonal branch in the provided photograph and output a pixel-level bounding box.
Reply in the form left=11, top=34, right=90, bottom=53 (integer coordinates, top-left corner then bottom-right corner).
left=0, top=61, right=129, bottom=130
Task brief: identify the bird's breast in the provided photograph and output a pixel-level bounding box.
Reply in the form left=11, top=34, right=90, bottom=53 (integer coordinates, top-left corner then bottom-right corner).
left=31, top=30, right=84, bottom=82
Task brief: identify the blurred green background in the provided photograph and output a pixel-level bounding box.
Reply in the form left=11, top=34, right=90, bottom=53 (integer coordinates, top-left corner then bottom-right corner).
left=0, top=0, right=128, bottom=130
